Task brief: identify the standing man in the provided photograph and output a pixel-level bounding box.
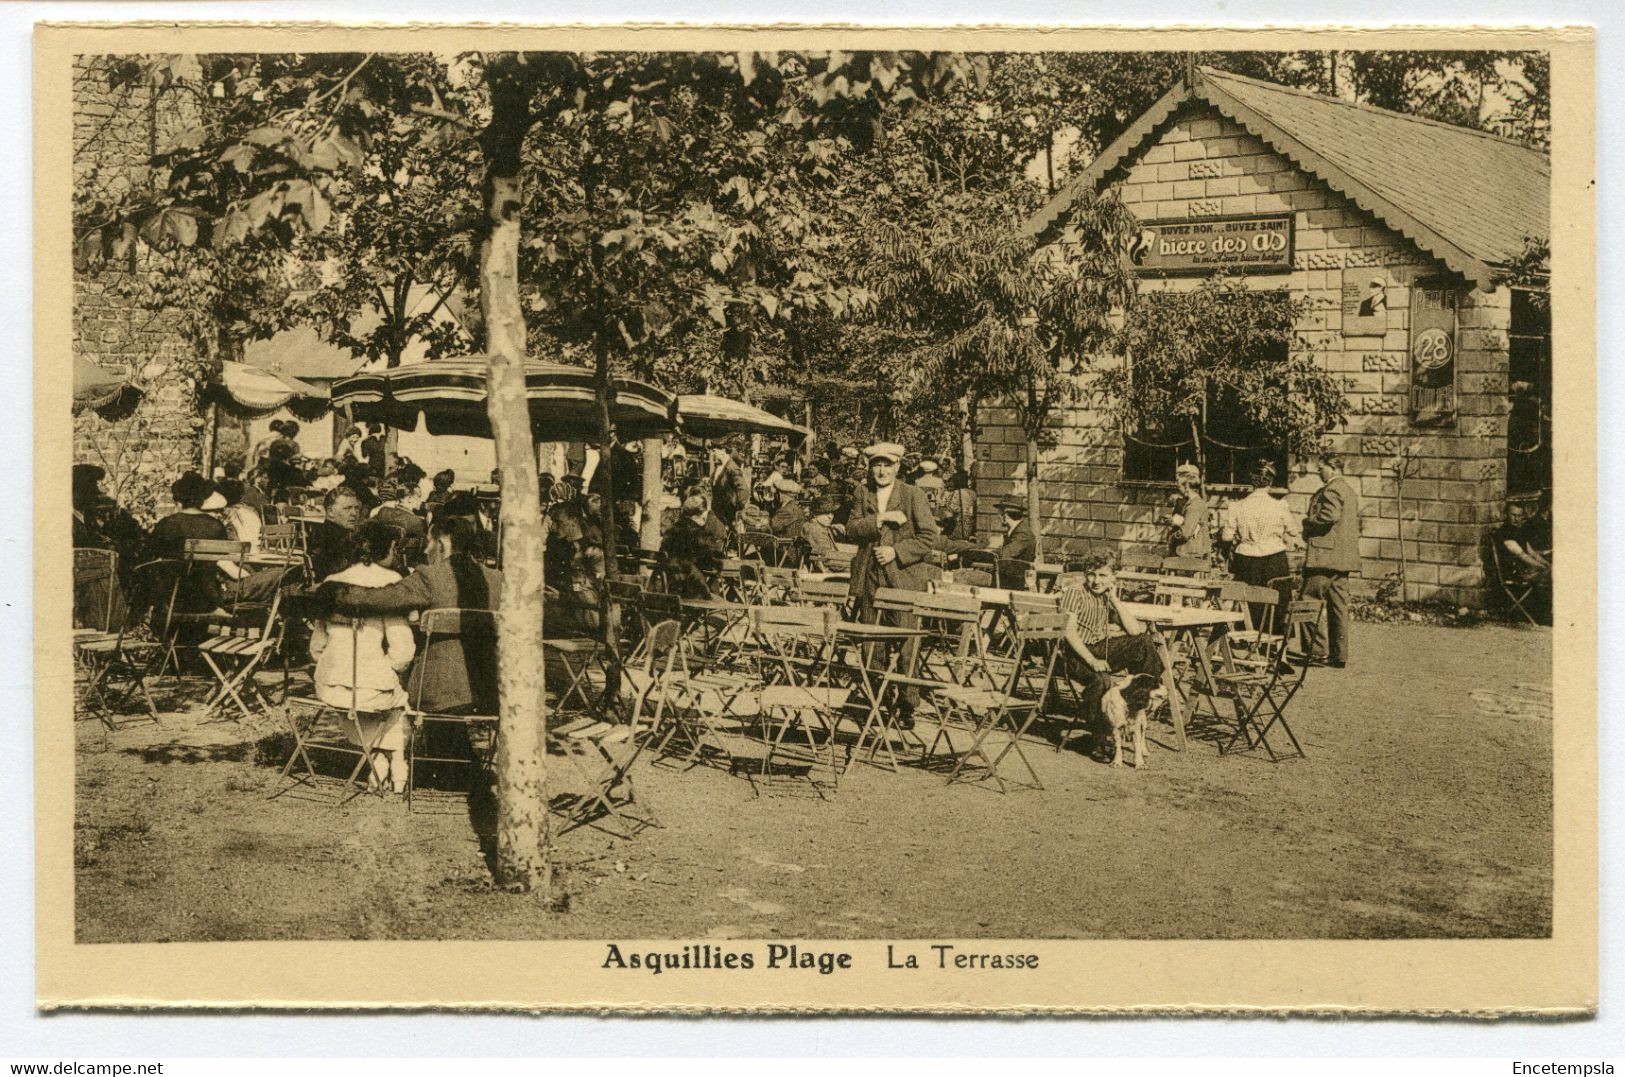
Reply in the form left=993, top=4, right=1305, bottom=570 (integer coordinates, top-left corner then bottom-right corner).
left=708, top=446, right=747, bottom=532
left=846, top=442, right=940, bottom=727
left=1301, top=451, right=1360, bottom=669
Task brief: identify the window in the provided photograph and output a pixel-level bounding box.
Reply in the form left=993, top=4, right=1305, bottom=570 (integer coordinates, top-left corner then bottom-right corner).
left=1505, top=287, right=1551, bottom=498
left=1119, top=319, right=1291, bottom=488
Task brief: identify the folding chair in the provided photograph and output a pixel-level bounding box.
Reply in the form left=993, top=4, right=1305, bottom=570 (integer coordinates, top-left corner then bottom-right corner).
left=1160, top=554, right=1212, bottom=578
left=1119, top=548, right=1164, bottom=572
left=404, top=607, right=500, bottom=809
left=76, top=621, right=162, bottom=732
left=196, top=583, right=288, bottom=722
left=1215, top=599, right=1322, bottom=762
left=544, top=618, right=677, bottom=836
left=757, top=565, right=799, bottom=605
left=1154, top=579, right=1216, bottom=607
left=927, top=608, right=1067, bottom=793
left=259, top=521, right=302, bottom=555
left=1491, top=543, right=1545, bottom=626
left=852, top=590, right=983, bottom=770
left=994, top=556, right=1036, bottom=591
left=909, top=590, right=988, bottom=688
left=545, top=634, right=607, bottom=720
left=747, top=605, right=848, bottom=795
left=272, top=619, right=404, bottom=805
left=740, top=530, right=778, bottom=567
left=74, top=548, right=119, bottom=633
left=150, top=538, right=251, bottom=680
left=792, top=577, right=852, bottom=617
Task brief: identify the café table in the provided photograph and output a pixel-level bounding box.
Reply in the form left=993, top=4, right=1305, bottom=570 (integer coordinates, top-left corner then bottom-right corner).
left=676, top=595, right=756, bottom=663
left=1115, top=600, right=1244, bottom=749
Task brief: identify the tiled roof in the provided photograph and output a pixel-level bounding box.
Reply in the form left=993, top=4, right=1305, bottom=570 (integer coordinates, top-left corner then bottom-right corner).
left=1026, top=67, right=1550, bottom=287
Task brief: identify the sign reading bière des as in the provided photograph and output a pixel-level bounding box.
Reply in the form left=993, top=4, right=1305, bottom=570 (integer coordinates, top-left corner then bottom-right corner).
left=1126, top=214, right=1294, bottom=275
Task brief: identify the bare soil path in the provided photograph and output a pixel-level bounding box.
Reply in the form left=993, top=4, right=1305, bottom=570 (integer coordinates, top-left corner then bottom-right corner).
left=73, top=620, right=1552, bottom=942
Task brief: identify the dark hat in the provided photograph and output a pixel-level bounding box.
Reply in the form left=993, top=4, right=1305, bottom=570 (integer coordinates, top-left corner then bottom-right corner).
left=72, top=463, right=106, bottom=489
left=812, top=494, right=840, bottom=515
left=170, top=470, right=214, bottom=508
left=995, top=496, right=1027, bottom=516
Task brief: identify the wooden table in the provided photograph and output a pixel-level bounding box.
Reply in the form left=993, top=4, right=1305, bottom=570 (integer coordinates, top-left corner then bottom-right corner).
left=1117, top=601, right=1244, bottom=749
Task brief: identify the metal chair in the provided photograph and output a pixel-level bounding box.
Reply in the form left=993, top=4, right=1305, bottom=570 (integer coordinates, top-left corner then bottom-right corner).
left=404, top=607, right=500, bottom=809
left=1160, top=554, right=1212, bottom=578
left=73, top=547, right=119, bottom=633
left=272, top=613, right=406, bottom=805
left=1215, top=598, right=1322, bottom=762
left=927, top=607, right=1067, bottom=793
left=195, top=583, right=288, bottom=722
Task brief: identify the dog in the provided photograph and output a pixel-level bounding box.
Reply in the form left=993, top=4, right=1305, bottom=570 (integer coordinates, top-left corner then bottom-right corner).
left=1102, top=672, right=1166, bottom=769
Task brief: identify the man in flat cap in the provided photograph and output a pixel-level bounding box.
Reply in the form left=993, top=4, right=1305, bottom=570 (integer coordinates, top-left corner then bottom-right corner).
left=847, top=441, right=940, bottom=726
left=767, top=475, right=806, bottom=542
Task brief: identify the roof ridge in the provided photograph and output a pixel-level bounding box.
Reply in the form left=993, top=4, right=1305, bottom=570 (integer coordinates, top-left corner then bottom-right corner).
left=1197, top=65, right=1550, bottom=166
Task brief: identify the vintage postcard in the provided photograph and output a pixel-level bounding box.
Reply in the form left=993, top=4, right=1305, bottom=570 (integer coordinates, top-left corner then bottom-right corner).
left=35, top=22, right=1596, bottom=1013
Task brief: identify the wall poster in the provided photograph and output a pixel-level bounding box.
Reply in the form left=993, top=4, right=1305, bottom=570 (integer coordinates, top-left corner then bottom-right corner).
left=1342, top=267, right=1390, bottom=336
left=1410, top=281, right=1459, bottom=426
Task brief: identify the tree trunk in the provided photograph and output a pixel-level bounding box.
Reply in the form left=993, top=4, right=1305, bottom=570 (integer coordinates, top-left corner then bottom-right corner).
left=958, top=395, right=976, bottom=477
left=478, top=63, right=550, bottom=894
left=591, top=335, right=627, bottom=716
left=639, top=437, right=664, bottom=554
left=1024, top=379, right=1044, bottom=564
left=1025, top=431, right=1043, bottom=565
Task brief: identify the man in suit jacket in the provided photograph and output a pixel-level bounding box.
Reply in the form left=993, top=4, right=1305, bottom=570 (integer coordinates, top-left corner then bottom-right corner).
left=846, top=442, right=940, bottom=725
left=322, top=516, right=502, bottom=715
left=1301, top=451, right=1360, bottom=668
left=990, top=496, right=1038, bottom=589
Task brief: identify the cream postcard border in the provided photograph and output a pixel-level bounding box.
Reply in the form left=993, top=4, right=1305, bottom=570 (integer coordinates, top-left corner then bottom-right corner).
left=32, top=22, right=1598, bottom=1014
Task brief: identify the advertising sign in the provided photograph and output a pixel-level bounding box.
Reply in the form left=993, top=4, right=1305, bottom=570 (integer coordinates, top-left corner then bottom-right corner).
left=1126, top=214, right=1294, bottom=275
left=1341, top=267, right=1390, bottom=336
left=1409, top=282, right=1459, bottom=426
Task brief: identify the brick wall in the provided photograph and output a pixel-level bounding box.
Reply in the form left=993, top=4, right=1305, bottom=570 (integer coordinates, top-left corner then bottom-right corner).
left=976, top=100, right=1513, bottom=606
left=73, top=56, right=206, bottom=524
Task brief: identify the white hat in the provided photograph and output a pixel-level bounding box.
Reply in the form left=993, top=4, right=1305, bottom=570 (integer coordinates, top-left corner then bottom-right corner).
left=200, top=490, right=228, bottom=512
left=863, top=441, right=905, bottom=463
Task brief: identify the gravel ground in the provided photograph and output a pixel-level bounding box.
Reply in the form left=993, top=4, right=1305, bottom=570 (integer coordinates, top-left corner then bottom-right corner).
left=73, top=619, right=1552, bottom=942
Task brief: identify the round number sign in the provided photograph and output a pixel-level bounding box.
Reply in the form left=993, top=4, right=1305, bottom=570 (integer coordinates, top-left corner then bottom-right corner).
left=1412, top=327, right=1453, bottom=371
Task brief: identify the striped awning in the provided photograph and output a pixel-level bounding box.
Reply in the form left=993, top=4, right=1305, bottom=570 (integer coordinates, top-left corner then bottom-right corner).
left=677, top=394, right=809, bottom=441
left=330, top=357, right=677, bottom=442
left=73, top=356, right=136, bottom=414
left=215, top=360, right=328, bottom=415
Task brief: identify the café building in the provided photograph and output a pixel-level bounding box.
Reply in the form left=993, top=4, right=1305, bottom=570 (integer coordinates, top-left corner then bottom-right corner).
left=977, top=66, right=1551, bottom=605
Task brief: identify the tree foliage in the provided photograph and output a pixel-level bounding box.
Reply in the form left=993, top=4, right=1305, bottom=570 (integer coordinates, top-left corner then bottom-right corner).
left=1097, top=276, right=1352, bottom=467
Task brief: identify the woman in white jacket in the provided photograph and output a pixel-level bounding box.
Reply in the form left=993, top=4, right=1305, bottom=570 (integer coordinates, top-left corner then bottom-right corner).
left=309, top=520, right=417, bottom=793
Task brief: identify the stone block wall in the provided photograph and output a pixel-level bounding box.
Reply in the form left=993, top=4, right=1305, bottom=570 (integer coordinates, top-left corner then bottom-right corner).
left=73, top=56, right=206, bottom=524
left=975, top=100, right=1514, bottom=606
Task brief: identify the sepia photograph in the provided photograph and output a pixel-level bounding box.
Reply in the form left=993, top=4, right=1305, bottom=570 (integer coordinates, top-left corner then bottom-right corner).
left=35, top=22, right=1595, bottom=1013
